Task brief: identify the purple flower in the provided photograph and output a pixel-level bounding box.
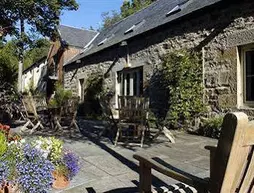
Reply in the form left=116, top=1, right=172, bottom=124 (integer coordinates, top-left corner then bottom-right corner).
left=17, top=144, right=54, bottom=193
left=63, top=152, right=80, bottom=180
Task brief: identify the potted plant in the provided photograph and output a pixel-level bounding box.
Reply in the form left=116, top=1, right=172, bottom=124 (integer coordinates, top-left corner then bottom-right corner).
left=52, top=163, right=70, bottom=189
left=32, top=136, right=80, bottom=190
left=0, top=135, right=80, bottom=192
left=52, top=151, right=79, bottom=189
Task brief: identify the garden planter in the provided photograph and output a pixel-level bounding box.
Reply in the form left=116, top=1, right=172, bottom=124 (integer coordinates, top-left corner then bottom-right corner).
left=52, top=171, right=70, bottom=190
left=0, top=183, right=19, bottom=193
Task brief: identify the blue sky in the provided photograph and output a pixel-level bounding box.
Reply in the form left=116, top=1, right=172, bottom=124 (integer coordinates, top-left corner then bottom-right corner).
left=60, top=0, right=124, bottom=30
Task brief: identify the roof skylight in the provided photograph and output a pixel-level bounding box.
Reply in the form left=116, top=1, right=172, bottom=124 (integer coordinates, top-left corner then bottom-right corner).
left=124, top=20, right=145, bottom=35
left=166, top=0, right=190, bottom=17
left=166, top=5, right=181, bottom=16
left=124, top=25, right=136, bottom=34
left=97, top=38, right=108, bottom=46
left=97, top=34, right=115, bottom=46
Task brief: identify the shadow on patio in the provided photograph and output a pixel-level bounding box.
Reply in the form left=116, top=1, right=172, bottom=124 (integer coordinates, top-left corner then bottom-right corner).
left=18, top=118, right=216, bottom=193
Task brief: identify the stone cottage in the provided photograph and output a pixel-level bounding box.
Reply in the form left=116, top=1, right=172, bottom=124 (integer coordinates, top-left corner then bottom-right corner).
left=64, top=0, right=254, bottom=117
left=46, top=25, right=98, bottom=98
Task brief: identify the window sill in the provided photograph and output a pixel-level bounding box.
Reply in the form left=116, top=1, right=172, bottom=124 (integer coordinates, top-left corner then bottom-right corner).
left=237, top=106, right=254, bottom=110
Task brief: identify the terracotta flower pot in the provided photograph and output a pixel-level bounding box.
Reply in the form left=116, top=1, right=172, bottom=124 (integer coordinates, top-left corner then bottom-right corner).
left=0, top=182, right=19, bottom=193
left=52, top=171, right=70, bottom=190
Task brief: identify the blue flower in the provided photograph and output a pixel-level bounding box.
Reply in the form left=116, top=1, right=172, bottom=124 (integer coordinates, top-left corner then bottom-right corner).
left=0, top=160, right=10, bottom=184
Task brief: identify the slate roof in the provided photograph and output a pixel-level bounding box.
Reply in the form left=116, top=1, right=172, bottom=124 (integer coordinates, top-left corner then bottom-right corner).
left=57, top=25, right=98, bottom=48
left=65, top=0, right=222, bottom=66
left=23, top=56, right=47, bottom=74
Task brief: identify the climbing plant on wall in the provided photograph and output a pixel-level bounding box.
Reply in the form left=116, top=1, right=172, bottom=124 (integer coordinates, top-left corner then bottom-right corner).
left=162, top=50, right=205, bottom=129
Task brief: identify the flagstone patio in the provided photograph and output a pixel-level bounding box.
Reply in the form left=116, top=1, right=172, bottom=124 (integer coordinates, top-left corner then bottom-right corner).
left=16, top=120, right=217, bottom=193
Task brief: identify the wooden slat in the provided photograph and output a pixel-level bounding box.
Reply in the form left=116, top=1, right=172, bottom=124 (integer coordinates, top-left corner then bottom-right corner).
left=139, top=162, right=152, bottom=193
left=134, top=112, right=254, bottom=193
left=244, top=121, right=254, bottom=146
left=134, top=154, right=208, bottom=189
left=239, top=148, right=254, bottom=193
left=22, top=95, right=38, bottom=117
left=210, top=112, right=249, bottom=193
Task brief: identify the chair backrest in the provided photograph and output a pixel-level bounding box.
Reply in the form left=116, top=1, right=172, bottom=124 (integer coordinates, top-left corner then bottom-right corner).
left=118, top=96, right=149, bottom=123
left=33, top=96, right=47, bottom=112
left=99, top=96, right=114, bottom=120
left=22, top=95, right=38, bottom=117
left=210, top=112, right=254, bottom=193
left=62, top=97, right=80, bottom=117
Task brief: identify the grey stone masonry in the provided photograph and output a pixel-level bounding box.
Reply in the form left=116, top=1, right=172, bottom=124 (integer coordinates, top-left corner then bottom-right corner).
left=64, top=0, right=254, bottom=115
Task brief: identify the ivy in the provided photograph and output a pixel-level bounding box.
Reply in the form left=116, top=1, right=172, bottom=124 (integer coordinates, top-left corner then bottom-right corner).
left=162, top=50, right=205, bottom=128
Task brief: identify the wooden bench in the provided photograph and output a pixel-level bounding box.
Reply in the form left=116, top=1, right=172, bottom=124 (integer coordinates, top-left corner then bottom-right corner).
left=134, top=112, right=254, bottom=193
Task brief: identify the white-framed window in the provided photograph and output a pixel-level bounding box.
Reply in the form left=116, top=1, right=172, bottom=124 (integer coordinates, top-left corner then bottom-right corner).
left=117, top=67, right=143, bottom=96
left=242, top=45, right=254, bottom=105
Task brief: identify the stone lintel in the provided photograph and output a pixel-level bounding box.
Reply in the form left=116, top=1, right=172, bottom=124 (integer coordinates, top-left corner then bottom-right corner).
left=227, top=28, right=254, bottom=47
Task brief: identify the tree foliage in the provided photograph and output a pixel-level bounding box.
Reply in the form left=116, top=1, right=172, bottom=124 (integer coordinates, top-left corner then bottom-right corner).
left=23, top=38, right=50, bottom=69
left=99, top=0, right=156, bottom=30
left=0, top=0, right=79, bottom=39
left=100, top=11, right=122, bottom=31
left=121, top=0, right=156, bottom=18
left=0, top=41, right=19, bottom=86
left=0, top=0, right=79, bottom=91
left=0, top=38, right=50, bottom=86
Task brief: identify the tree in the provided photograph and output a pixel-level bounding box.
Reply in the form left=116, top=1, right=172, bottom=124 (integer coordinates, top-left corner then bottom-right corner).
left=121, top=0, right=156, bottom=18
left=23, top=38, right=50, bottom=69
left=100, top=10, right=122, bottom=31
left=0, top=2, right=15, bottom=36
left=99, top=0, right=157, bottom=30
left=0, top=0, right=79, bottom=91
left=0, top=41, right=19, bottom=86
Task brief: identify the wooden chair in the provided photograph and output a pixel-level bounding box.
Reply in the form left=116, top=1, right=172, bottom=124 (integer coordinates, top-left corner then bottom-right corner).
left=99, top=96, right=118, bottom=142
left=33, top=95, right=48, bottom=112
left=134, top=112, right=254, bottom=193
left=115, top=96, right=149, bottom=147
left=21, top=95, right=44, bottom=134
left=60, top=96, right=80, bottom=132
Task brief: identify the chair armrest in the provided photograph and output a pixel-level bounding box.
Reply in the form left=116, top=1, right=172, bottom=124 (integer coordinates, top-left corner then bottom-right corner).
left=134, top=153, right=209, bottom=190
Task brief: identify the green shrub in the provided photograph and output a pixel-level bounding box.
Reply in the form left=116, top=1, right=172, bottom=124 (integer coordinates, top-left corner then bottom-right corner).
left=48, top=82, right=72, bottom=108
left=0, top=132, right=7, bottom=156
left=162, top=50, right=205, bottom=129
left=200, top=116, right=224, bottom=139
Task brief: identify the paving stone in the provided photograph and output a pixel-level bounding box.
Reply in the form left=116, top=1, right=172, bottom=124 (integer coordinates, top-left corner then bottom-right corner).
left=114, top=171, right=139, bottom=184
left=20, top=121, right=218, bottom=193
left=80, top=165, right=110, bottom=179
left=184, top=156, right=210, bottom=170
left=84, top=156, right=131, bottom=176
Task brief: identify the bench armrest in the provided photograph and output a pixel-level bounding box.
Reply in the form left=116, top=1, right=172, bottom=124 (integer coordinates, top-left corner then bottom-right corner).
left=134, top=153, right=209, bottom=192
left=205, top=145, right=217, bottom=180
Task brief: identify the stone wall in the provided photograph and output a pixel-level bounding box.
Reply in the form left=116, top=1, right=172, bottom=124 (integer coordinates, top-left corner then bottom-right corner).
left=64, top=0, right=254, bottom=117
